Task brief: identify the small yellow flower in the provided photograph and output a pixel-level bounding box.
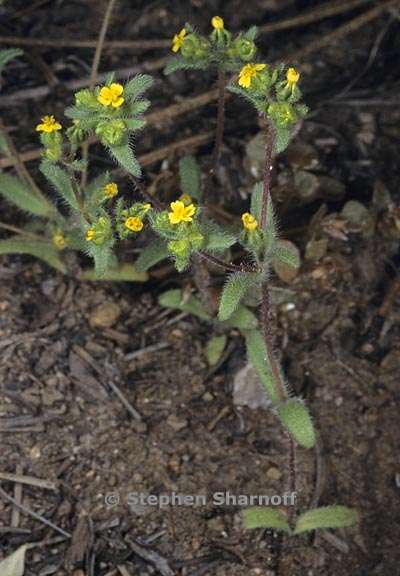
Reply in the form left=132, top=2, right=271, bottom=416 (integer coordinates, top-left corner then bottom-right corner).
left=242, top=212, right=258, bottom=231
left=97, top=83, right=124, bottom=108
left=143, top=203, right=152, bottom=213
left=172, top=28, right=187, bottom=53
left=53, top=232, right=66, bottom=249
left=238, top=63, right=266, bottom=89
left=168, top=200, right=196, bottom=225
left=103, top=182, right=118, bottom=199
left=211, top=16, right=224, bottom=30
left=125, top=216, right=144, bottom=232
left=86, top=229, right=95, bottom=241
left=179, top=193, right=192, bottom=206
left=286, top=67, right=300, bottom=87
left=36, top=115, right=62, bottom=133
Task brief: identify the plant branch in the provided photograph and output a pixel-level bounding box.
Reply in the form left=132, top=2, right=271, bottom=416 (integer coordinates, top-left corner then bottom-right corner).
left=198, top=251, right=258, bottom=274
left=0, top=118, right=53, bottom=212
left=259, top=122, right=276, bottom=229
left=204, top=67, right=226, bottom=203
left=287, top=433, right=297, bottom=529
left=81, top=0, right=118, bottom=188
left=0, top=222, right=42, bottom=240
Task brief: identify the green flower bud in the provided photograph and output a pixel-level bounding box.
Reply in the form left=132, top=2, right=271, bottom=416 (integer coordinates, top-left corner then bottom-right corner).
left=66, top=119, right=85, bottom=143
left=233, top=36, right=257, bottom=61
left=168, top=238, right=190, bottom=257
left=188, top=230, right=204, bottom=251
left=267, top=102, right=296, bottom=126
left=95, top=119, right=126, bottom=146
left=44, top=146, right=62, bottom=162
left=181, top=33, right=210, bottom=62
left=86, top=216, right=112, bottom=246
left=75, top=88, right=98, bottom=107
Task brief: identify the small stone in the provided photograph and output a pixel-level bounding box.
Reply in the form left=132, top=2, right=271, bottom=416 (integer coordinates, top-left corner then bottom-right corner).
left=89, top=302, right=121, bottom=329
left=233, top=362, right=271, bottom=409
left=166, top=414, right=188, bottom=431
left=207, top=517, right=225, bottom=532
left=266, top=466, right=282, bottom=481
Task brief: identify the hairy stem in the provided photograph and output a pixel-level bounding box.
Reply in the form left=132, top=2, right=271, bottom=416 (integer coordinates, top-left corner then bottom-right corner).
left=204, top=67, right=226, bottom=202
left=258, top=122, right=286, bottom=402
left=198, top=251, right=258, bottom=274
left=287, top=433, right=297, bottom=528
left=0, top=221, right=42, bottom=240
left=81, top=0, right=118, bottom=188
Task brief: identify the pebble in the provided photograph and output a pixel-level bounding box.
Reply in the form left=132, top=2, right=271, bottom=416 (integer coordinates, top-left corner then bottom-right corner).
left=166, top=413, right=188, bottom=431
left=266, top=466, right=282, bottom=481
left=89, top=302, right=121, bottom=329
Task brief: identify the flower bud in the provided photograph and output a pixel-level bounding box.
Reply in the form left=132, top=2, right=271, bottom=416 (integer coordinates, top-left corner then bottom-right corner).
left=181, top=33, right=210, bottom=62
left=95, top=119, right=126, bottom=146
left=233, top=36, right=257, bottom=61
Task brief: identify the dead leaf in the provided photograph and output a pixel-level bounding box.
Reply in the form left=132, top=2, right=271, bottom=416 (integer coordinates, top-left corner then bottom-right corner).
left=0, top=545, right=28, bottom=576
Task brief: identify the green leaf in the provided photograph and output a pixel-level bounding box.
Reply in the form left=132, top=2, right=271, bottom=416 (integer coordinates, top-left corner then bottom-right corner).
left=158, top=289, right=211, bottom=321
left=250, top=181, right=276, bottom=236
left=205, top=335, right=227, bottom=366
left=124, top=118, right=146, bottom=132
left=294, top=506, right=358, bottom=535
left=0, top=238, right=66, bottom=273
left=0, top=172, right=51, bottom=217
left=243, top=26, right=258, bottom=42
left=108, top=143, right=141, bottom=177
left=275, top=126, right=293, bottom=154
left=0, top=48, right=23, bottom=74
left=272, top=240, right=300, bottom=270
left=245, top=329, right=282, bottom=404
left=179, top=155, right=202, bottom=200
left=218, top=272, right=256, bottom=321
left=40, top=160, right=79, bottom=211
left=277, top=398, right=315, bottom=449
left=86, top=242, right=115, bottom=276
left=135, top=239, right=169, bottom=272
left=81, top=263, right=148, bottom=282
left=203, top=222, right=236, bottom=252
left=124, top=74, right=154, bottom=100
left=242, top=507, right=290, bottom=532
left=225, top=304, right=258, bottom=330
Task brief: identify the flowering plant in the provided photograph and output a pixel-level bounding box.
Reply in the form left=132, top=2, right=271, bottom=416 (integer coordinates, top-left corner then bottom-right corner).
left=0, top=21, right=357, bottom=539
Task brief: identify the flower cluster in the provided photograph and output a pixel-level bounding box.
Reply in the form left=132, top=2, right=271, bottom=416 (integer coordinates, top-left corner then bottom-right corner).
left=166, top=17, right=258, bottom=74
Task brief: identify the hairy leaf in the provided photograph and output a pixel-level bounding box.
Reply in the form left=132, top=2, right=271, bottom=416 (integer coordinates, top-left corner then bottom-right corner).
left=218, top=272, right=256, bottom=321
left=179, top=155, right=202, bottom=200
left=245, top=329, right=282, bottom=404
left=158, top=289, right=211, bottom=321
left=108, top=143, right=141, bottom=177
left=0, top=48, right=23, bottom=74
left=81, top=263, right=148, bottom=282
left=124, top=118, right=147, bottom=132
left=277, top=398, right=315, bottom=449
left=294, top=506, right=358, bottom=535
left=225, top=304, right=258, bottom=330
left=124, top=74, right=154, bottom=100
left=40, top=160, right=79, bottom=211
left=135, top=239, right=169, bottom=272
left=273, top=240, right=300, bottom=270
left=242, top=507, right=290, bottom=532
left=205, top=335, right=227, bottom=366
left=0, top=172, right=51, bottom=217
left=0, top=238, right=66, bottom=273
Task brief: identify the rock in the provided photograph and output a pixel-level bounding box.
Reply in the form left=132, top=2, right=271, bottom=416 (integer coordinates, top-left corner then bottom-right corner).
left=166, top=414, right=188, bottom=431
left=285, top=142, right=319, bottom=170
left=89, top=302, right=121, bottom=329
left=266, top=466, right=282, bottom=481
left=294, top=170, right=320, bottom=203
left=233, top=362, right=271, bottom=409
left=341, top=200, right=375, bottom=240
